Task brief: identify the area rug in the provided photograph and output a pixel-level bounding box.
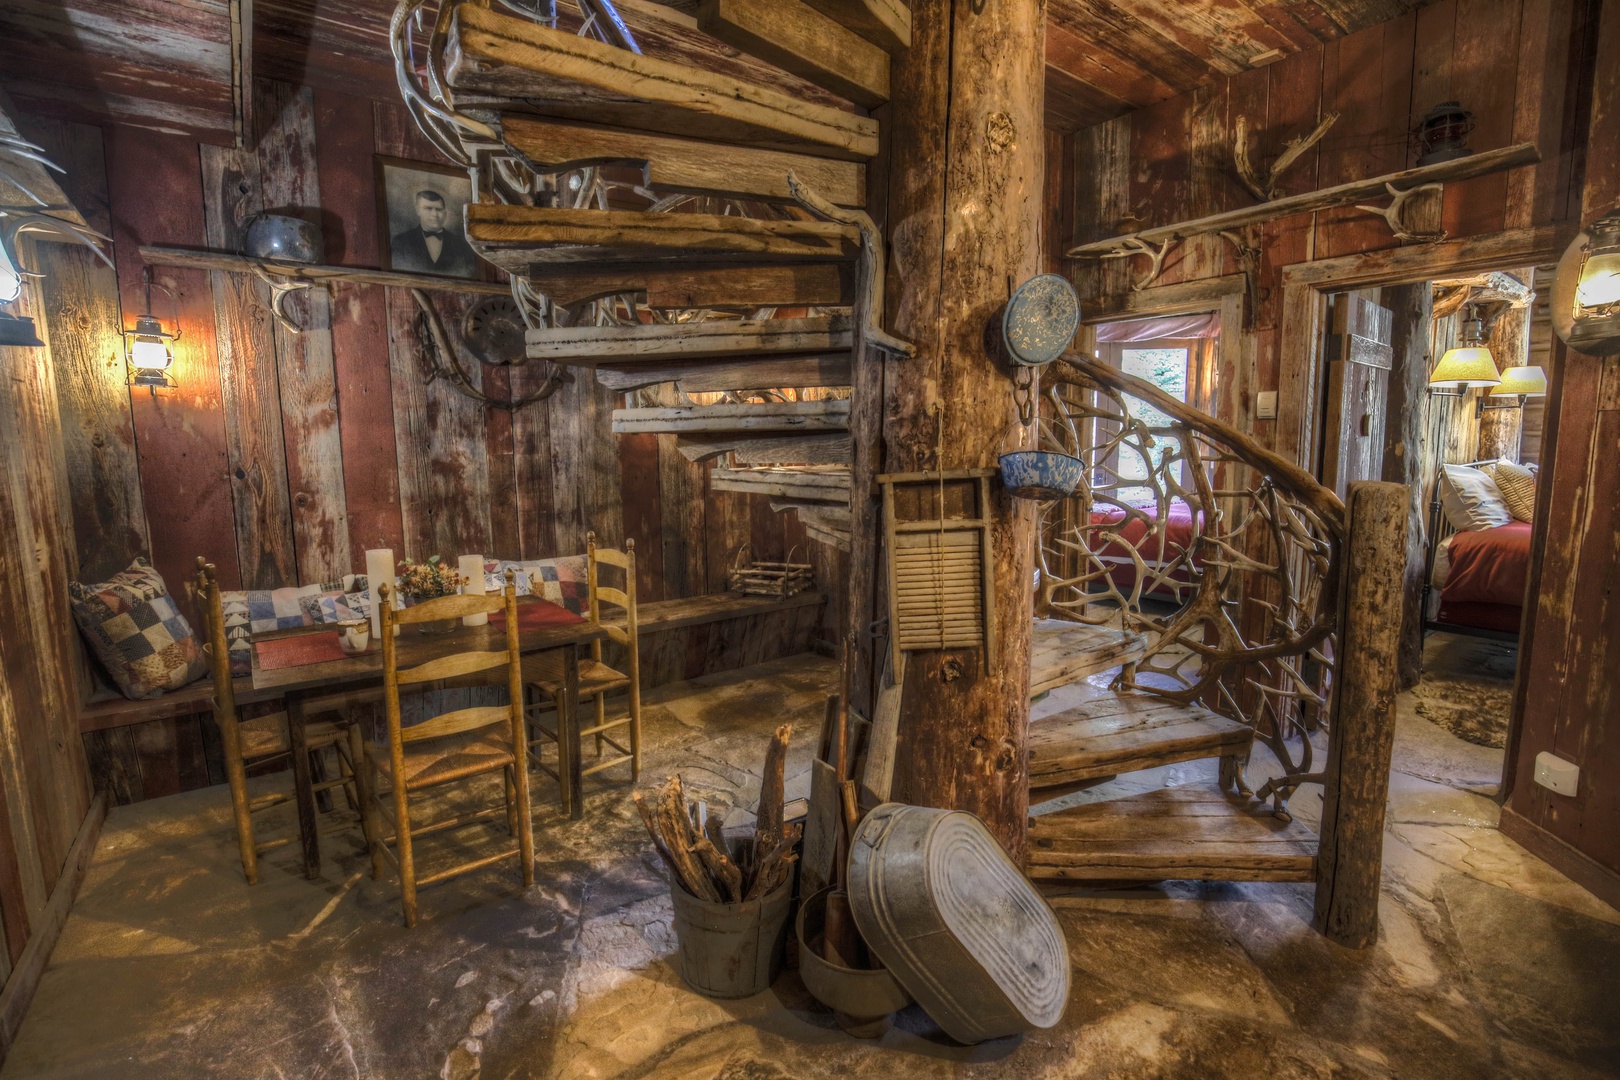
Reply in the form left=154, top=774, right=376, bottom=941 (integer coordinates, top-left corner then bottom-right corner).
left=1409, top=640, right=1518, bottom=748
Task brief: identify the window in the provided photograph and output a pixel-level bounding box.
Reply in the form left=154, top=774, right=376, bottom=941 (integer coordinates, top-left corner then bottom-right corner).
left=1109, top=343, right=1190, bottom=504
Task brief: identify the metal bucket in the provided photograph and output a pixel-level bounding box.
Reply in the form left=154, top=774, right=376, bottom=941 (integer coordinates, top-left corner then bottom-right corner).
left=668, top=876, right=793, bottom=999
left=796, top=887, right=913, bottom=1038
left=848, top=803, right=1070, bottom=1043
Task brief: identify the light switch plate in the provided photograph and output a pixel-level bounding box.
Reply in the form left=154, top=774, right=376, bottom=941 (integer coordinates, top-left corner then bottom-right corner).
left=1256, top=391, right=1278, bottom=420
left=1534, top=751, right=1579, bottom=796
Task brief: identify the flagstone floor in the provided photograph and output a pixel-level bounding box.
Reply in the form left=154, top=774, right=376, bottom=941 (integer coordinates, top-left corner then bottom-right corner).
left=3, top=644, right=1616, bottom=1080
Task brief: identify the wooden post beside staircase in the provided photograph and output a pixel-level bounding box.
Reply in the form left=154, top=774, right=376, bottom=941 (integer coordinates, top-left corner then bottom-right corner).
left=1314, top=480, right=1409, bottom=949
left=850, top=0, right=1043, bottom=860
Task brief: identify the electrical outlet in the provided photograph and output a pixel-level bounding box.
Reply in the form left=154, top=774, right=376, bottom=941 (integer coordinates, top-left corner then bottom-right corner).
left=1256, top=391, right=1278, bottom=420
left=1534, top=752, right=1579, bottom=796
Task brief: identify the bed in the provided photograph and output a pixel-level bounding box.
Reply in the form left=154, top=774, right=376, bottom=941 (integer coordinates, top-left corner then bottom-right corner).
left=1087, top=501, right=1203, bottom=600
left=1424, top=460, right=1532, bottom=640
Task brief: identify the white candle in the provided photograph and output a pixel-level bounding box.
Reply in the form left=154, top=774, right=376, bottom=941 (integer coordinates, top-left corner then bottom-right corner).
left=365, top=548, right=395, bottom=637
left=458, top=554, right=488, bottom=626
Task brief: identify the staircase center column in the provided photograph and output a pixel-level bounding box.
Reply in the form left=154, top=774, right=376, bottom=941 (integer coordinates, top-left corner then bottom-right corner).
left=849, top=0, right=1044, bottom=859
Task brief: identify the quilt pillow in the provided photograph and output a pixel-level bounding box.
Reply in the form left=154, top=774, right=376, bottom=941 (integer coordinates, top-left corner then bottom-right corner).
left=1440, top=463, right=1512, bottom=532
left=70, top=558, right=207, bottom=700
left=1490, top=459, right=1537, bottom=522
left=493, top=557, right=590, bottom=614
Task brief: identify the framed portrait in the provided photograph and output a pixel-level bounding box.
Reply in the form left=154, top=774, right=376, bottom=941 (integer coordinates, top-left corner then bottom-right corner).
left=375, top=156, right=479, bottom=280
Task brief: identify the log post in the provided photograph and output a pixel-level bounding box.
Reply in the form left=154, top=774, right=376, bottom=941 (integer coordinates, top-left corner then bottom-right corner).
left=1314, top=480, right=1408, bottom=948
left=1380, top=283, right=1431, bottom=690
left=846, top=0, right=1042, bottom=859
left=1477, top=299, right=1531, bottom=461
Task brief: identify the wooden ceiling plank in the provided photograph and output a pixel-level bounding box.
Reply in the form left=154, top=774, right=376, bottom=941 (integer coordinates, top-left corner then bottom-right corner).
left=500, top=114, right=866, bottom=207
left=797, top=0, right=911, bottom=54
left=1044, top=66, right=1132, bottom=134
left=1119, top=0, right=1304, bottom=77
left=696, top=0, right=889, bottom=108
left=1044, top=0, right=1211, bottom=96
left=1045, top=20, right=1176, bottom=109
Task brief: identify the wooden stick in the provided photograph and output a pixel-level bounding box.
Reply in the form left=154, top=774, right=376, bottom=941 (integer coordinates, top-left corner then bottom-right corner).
left=660, top=777, right=721, bottom=901
left=691, top=834, right=744, bottom=902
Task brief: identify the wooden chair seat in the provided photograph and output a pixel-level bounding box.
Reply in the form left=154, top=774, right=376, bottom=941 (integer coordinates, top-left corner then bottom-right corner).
left=369, top=729, right=516, bottom=791
left=237, top=713, right=351, bottom=760
left=521, top=653, right=629, bottom=697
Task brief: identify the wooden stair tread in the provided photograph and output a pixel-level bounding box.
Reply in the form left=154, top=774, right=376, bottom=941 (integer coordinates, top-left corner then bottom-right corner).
left=1029, top=693, right=1252, bottom=789
left=467, top=206, right=860, bottom=276
left=529, top=316, right=852, bottom=366
left=1028, top=617, right=1147, bottom=697
left=612, top=400, right=849, bottom=435
left=1027, top=788, right=1317, bottom=883
left=711, top=465, right=851, bottom=502
left=445, top=5, right=879, bottom=160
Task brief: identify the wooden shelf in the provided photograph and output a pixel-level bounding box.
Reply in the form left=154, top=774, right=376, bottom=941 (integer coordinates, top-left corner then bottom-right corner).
left=139, top=245, right=511, bottom=295
left=611, top=400, right=849, bottom=435
left=712, top=464, right=851, bottom=501
left=526, top=315, right=852, bottom=366
left=466, top=205, right=859, bottom=276
left=1026, top=787, right=1316, bottom=884
left=527, top=261, right=853, bottom=309
left=678, top=432, right=852, bottom=465
left=444, top=4, right=879, bottom=160
left=595, top=354, right=853, bottom=394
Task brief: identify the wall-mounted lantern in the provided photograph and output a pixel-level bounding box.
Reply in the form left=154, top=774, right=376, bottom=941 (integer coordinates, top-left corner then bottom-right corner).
left=125, top=268, right=180, bottom=388
left=1553, top=209, right=1620, bottom=356
left=0, top=239, right=44, bottom=348
left=1415, top=101, right=1475, bottom=166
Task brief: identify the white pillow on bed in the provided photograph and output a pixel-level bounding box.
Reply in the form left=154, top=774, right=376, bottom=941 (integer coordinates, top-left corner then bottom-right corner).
left=1441, top=463, right=1512, bottom=532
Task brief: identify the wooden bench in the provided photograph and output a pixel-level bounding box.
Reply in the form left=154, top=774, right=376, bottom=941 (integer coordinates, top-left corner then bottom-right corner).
left=77, top=589, right=827, bottom=736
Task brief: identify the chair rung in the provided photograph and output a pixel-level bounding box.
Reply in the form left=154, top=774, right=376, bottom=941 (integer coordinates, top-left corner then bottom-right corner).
left=312, top=776, right=352, bottom=794
left=528, top=759, right=561, bottom=782
left=415, top=846, right=522, bottom=888
left=582, top=754, right=633, bottom=778
left=598, top=733, right=631, bottom=758
left=254, top=836, right=293, bottom=854
left=401, top=805, right=508, bottom=842
left=249, top=792, right=291, bottom=813
left=579, top=717, right=632, bottom=738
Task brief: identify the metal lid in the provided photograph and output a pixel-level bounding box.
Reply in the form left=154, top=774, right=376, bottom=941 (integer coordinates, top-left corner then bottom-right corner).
left=1002, top=274, right=1081, bottom=367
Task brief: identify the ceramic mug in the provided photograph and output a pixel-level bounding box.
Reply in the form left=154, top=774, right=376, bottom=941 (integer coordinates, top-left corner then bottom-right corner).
left=336, top=619, right=371, bottom=655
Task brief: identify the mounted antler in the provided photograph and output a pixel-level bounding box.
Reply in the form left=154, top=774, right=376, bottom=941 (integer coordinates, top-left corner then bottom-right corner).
left=1234, top=112, right=1339, bottom=202
left=1353, top=182, right=1446, bottom=243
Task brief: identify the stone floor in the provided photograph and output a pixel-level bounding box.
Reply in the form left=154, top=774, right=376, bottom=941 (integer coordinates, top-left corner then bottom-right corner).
left=4, top=642, right=1618, bottom=1080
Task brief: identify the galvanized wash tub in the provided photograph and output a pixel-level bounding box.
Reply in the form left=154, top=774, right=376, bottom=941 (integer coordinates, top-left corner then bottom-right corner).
left=796, top=887, right=913, bottom=1038
left=849, top=803, right=1070, bottom=1043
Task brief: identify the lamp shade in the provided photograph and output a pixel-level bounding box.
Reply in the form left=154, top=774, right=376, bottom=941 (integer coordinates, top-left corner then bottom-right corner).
left=1429, top=346, right=1500, bottom=388
left=1490, top=365, right=1547, bottom=397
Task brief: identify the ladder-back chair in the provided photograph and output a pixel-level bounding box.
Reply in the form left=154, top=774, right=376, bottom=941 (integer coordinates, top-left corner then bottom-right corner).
left=523, top=533, right=640, bottom=809
left=358, top=574, right=534, bottom=927
left=195, top=559, right=363, bottom=885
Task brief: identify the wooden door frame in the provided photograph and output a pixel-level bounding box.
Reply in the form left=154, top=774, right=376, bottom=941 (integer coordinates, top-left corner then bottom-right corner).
left=1273, top=223, right=1571, bottom=806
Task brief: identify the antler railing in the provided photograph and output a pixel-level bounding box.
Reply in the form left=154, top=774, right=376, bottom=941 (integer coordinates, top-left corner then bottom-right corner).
left=1040, top=352, right=1347, bottom=816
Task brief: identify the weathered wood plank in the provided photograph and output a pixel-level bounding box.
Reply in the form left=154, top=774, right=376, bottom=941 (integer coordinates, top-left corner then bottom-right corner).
left=594, top=353, right=853, bottom=393
left=444, top=4, right=879, bottom=159
left=467, top=205, right=859, bottom=274
left=528, top=261, right=851, bottom=309
left=201, top=142, right=299, bottom=590
left=1028, top=619, right=1147, bottom=697
left=527, top=315, right=852, bottom=365
left=548, top=366, right=624, bottom=554
left=255, top=80, right=351, bottom=584
left=799, top=0, right=910, bottom=53
left=500, top=114, right=866, bottom=207
left=34, top=242, right=149, bottom=583
left=678, top=432, right=852, bottom=465
left=613, top=400, right=850, bottom=434
left=712, top=465, right=850, bottom=501
left=696, top=0, right=889, bottom=107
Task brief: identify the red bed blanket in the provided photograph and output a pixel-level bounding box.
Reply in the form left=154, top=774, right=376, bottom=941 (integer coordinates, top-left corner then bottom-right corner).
left=1442, top=521, right=1532, bottom=609
left=1088, top=502, right=1202, bottom=594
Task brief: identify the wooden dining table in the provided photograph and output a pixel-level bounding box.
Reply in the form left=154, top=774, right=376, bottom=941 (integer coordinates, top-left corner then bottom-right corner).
left=250, top=598, right=609, bottom=879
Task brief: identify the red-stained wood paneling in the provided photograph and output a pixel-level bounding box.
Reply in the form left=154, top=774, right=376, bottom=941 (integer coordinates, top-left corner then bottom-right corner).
left=618, top=432, right=666, bottom=602
left=1443, top=0, right=1524, bottom=238
left=104, top=127, right=242, bottom=603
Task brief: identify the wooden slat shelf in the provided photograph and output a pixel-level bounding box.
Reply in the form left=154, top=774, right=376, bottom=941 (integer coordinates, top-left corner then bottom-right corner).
left=712, top=465, right=852, bottom=501
left=596, top=355, right=853, bottom=394
left=526, top=315, right=852, bottom=366
left=499, top=113, right=867, bottom=208
left=527, top=261, right=853, bottom=309
left=612, top=400, right=849, bottom=435
left=1028, top=618, right=1147, bottom=698
left=680, top=432, right=852, bottom=465
left=138, top=245, right=512, bottom=295
left=697, top=0, right=891, bottom=108
left=1028, top=694, right=1252, bottom=790
left=466, top=206, right=860, bottom=276
left=1026, top=787, right=1317, bottom=884
left=445, top=4, right=880, bottom=160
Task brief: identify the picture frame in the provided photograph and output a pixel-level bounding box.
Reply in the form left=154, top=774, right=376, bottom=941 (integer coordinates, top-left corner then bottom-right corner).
left=374, top=155, right=479, bottom=280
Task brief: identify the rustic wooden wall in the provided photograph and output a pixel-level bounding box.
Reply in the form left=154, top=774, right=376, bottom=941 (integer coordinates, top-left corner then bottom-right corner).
left=1062, top=0, right=1597, bottom=451
left=23, top=82, right=840, bottom=807
left=1501, top=0, right=1620, bottom=904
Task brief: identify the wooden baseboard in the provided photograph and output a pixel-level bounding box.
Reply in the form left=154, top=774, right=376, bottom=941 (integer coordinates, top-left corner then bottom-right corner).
left=1499, top=804, right=1620, bottom=912
left=0, top=792, right=106, bottom=1064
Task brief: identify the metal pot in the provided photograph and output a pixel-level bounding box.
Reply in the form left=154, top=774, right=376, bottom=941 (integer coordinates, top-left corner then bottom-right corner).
left=243, top=213, right=323, bottom=264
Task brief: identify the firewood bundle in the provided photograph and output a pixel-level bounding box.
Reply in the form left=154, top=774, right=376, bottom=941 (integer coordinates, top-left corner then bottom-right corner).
left=728, top=547, right=814, bottom=599
left=634, top=723, right=800, bottom=904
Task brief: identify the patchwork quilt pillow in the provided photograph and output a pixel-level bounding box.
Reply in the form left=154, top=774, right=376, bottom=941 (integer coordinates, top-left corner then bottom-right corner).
left=70, top=558, right=207, bottom=700
left=218, top=575, right=369, bottom=676
left=493, top=557, right=589, bottom=614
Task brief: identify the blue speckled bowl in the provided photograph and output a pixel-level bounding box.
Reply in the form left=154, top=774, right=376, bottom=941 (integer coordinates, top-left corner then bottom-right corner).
left=999, top=451, right=1085, bottom=500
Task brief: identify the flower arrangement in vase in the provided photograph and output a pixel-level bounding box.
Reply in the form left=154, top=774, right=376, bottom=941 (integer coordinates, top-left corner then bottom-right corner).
left=397, top=556, right=465, bottom=634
